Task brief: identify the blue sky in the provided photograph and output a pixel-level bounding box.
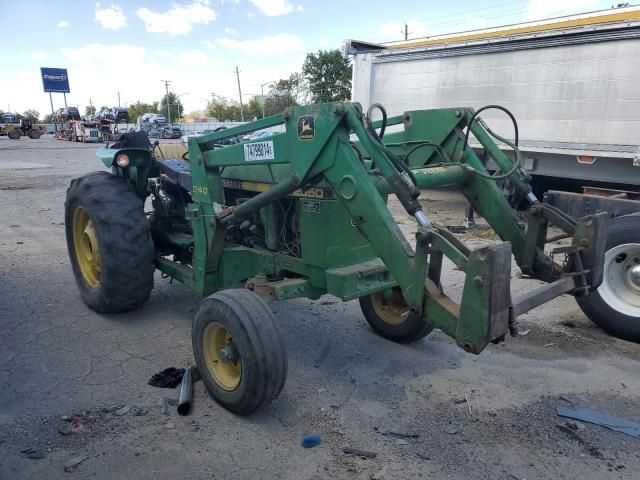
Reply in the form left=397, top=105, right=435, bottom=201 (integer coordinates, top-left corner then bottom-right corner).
left=0, top=0, right=612, bottom=117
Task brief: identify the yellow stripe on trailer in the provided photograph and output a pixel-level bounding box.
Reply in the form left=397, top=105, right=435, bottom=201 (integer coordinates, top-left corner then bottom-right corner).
left=388, top=8, right=640, bottom=50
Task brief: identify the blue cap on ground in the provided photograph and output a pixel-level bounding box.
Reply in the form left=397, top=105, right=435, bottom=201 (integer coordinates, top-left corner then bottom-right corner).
left=301, top=435, right=321, bottom=448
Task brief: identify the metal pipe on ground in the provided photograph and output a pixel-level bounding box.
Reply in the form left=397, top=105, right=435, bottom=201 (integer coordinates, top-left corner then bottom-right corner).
left=177, top=367, right=197, bottom=415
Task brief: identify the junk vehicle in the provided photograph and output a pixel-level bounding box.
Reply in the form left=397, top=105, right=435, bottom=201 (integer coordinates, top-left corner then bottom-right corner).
left=162, top=125, right=182, bottom=139
left=347, top=6, right=640, bottom=195
left=1, top=119, right=45, bottom=139
left=70, top=120, right=101, bottom=143
left=65, top=101, right=628, bottom=414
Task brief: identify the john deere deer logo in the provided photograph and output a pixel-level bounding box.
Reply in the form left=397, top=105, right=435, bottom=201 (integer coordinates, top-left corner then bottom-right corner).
left=297, top=115, right=315, bottom=140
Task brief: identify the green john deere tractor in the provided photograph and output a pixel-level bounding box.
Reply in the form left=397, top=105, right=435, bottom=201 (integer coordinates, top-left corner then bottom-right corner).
left=65, top=102, right=620, bottom=414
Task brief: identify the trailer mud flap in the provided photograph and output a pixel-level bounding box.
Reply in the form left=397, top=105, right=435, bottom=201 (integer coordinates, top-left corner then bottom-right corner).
left=456, top=242, right=512, bottom=354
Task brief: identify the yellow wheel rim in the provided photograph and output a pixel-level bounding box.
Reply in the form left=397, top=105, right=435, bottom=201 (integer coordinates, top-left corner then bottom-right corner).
left=72, top=207, right=101, bottom=288
left=371, top=289, right=410, bottom=325
left=202, top=322, right=242, bottom=391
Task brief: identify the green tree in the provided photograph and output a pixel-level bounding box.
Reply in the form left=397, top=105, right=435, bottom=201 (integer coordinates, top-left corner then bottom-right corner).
left=159, top=92, right=184, bottom=123
left=245, top=97, right=262, bottom=121
left=85, top=105, right=96, bottom=116
left=206, top=96, right=243, bottom=122
left=302, top=49, right=352, bottom=103
left=127, top=101, right=158, bottom=123
left=42, top=113, right=53, bottom=123
left=22, top=109, right=40, bottom=122
left=287, top=72, right=310, bottom=105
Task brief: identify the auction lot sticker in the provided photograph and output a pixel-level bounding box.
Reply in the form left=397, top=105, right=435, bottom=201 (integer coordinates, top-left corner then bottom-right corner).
left=244, top=141, right=275, bottom=161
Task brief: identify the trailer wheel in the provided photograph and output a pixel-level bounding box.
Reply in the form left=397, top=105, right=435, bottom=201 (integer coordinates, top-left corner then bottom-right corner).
left=192, top=289, right=287, bottom=415
left=360, top=287, right=433, bottom=343
left=29, top=130, right=41, bottom=139
left=65, top=172, right=155, bottom=313
left=577, top=215, right=640, bottom=342
left=8, top=129, right=20, bottom=139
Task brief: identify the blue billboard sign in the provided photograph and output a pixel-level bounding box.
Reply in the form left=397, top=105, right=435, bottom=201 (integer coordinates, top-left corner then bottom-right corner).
left=41, top=67, right=70, bottom=93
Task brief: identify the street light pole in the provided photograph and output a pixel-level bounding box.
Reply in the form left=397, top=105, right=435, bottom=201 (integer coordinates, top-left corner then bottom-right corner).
left=260, top=81, right=275, bottom=119
left=173, top=93, right=189, bottom=122
left=161, top=79, right=172, bottom=123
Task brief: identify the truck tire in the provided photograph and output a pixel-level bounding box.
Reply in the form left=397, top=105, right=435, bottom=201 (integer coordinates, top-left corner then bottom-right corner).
left=360, top=287, right=433, bottom=343
left=8, top=129, right=20, bottom=139
left=192, top=289, right=288, bottom=415
left=577, top=215, right=640, bottom=342
left=29, top=130, right=41, bottom=139
left=65, top=172, right=155, bottom=313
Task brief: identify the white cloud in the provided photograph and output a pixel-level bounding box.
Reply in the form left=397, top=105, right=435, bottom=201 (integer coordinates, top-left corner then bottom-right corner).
left=248, top=0, right=303, bottom=17
left=218, top=34, right=304, bottom=55
left=523, top=0, right=599, bottom=21
left=178, top=51, right=209, bottom=66
left=57, top=20, right=70, bottom=28
left=136, top=0, right=217, bottom=36
left=95, top=3, right=127, bottom=30
left=203, top=41, right=216, bottom=49
left=52, top=43, right=247, bottom=114
left=224, top=27, right=237, bottom=34
left=31, top=51, right=47, bottom=61
left=378, top=19, right=428, bottom=41
left=62, top=43, right=147, bottom=66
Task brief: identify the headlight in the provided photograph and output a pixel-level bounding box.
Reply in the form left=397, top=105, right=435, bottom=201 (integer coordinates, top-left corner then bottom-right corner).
left=116, top=153, right=130, bottom=167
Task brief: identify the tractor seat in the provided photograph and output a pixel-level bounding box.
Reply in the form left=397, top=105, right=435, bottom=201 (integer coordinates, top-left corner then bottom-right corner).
left=154, top=143, right=188, bottom=162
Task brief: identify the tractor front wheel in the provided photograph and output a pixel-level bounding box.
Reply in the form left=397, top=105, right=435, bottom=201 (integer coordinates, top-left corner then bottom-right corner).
left=192, top=289, right=288, bottom=415
left=8, top=129, right=20, bottom=139
left=359, top=287, right=433, bottom=343
left=65, top=172, right=155, bottom=313
left=29, top=130, right=41, bottom=139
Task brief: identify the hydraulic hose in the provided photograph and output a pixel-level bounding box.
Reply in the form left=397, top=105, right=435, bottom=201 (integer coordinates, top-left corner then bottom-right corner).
left=460, top=105, right=525, bottom=181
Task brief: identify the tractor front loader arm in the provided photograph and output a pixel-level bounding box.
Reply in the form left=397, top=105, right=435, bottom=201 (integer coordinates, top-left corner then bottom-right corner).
left=190, top=102, right=606, bottom=354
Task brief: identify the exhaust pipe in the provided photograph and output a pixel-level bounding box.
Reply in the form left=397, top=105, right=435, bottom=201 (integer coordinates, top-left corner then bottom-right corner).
left=177, top=367, right=196, bottom=416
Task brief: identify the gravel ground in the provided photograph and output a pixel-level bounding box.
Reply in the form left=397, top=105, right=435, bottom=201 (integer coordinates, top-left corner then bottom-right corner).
left=1, top=135, right=639, bottom=479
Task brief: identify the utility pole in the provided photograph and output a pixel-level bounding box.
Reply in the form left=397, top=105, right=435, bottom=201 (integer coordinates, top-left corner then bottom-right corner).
left=234, top=66, right=245, bottom=122
left=401, top=22, right=411, bottom=41
left=161, top=79, right=172, bottom=123
left=117, top=92, right=121, bottom=108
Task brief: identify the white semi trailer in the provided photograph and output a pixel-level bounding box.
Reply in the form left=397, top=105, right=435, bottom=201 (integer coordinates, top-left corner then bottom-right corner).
left=348, top=6, right=640, bottom=342
left=348, top=6, right=640, bottom=194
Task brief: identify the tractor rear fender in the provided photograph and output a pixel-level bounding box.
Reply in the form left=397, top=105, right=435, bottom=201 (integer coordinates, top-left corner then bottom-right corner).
left=96, top=147, right=156, bottom=199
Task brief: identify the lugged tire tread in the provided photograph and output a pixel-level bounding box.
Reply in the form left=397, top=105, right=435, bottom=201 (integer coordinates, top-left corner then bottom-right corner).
left=65, top=171, right=154, bottom=313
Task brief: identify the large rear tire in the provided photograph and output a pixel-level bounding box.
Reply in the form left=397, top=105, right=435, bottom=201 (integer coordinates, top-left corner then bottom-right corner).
left=577, top=215, right=640, bottom=342
left=8, top=129, right=20, bottom=139
left=192, top=289, right=288, bottom=415
left=65, top=172, right=155, bottom=313
left=360, top=287, right=433, bottom=343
